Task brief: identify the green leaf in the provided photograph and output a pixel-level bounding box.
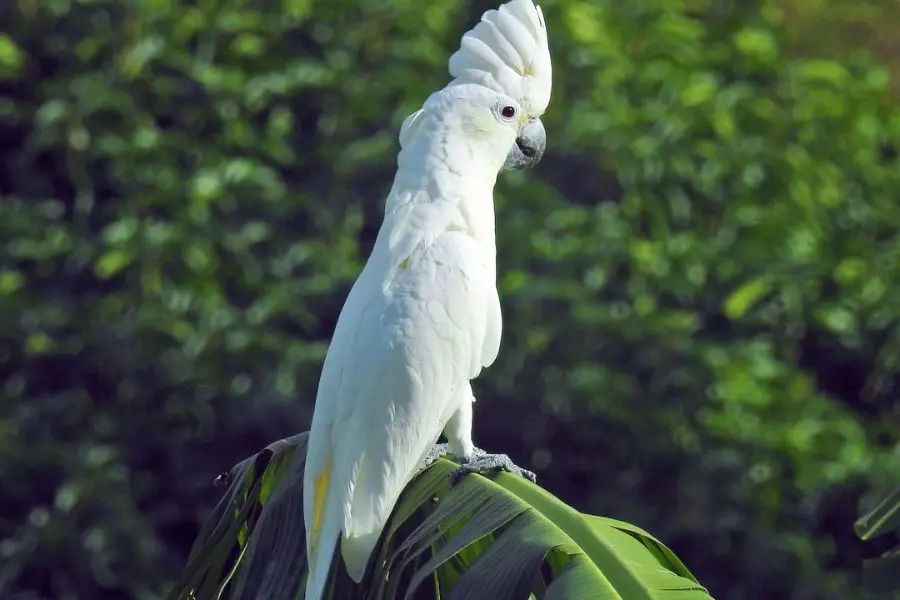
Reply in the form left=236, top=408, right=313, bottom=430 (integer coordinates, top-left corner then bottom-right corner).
left=24, top=332, right=55, bottom=355
left=94, top=249, right=134, bottom=278
left=231, top=436, right=310, bottom=599
left=546, top=554, right=619, bottom=600
left=723, top=276, right=772, bottom=320
left=0, top=269, right=24, bottom=294
left=796, top=60, right=850, bottom=84
left=856, top=486, right=900, bottom=541
left=856, top=486, right=900, bottom=596
left=495, top=473, right=709, bottom=599
left=680, top=74, right=718, bottom=107
left=169, top=433, right=711, bottom=600
left=733, top=28, right=778, bottom=63
left=0, top=33, right=24, bottom=76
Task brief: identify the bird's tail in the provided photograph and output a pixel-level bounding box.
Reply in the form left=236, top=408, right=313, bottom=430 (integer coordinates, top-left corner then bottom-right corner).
left=305, top=507, right=382, bottom=600
left=341, top=529, right=381, bottom=583
left=304, top=508, right=342, bottom=600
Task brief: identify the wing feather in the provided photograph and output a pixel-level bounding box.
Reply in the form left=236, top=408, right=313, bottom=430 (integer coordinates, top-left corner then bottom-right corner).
left=481, top=290, right=502, bottom=369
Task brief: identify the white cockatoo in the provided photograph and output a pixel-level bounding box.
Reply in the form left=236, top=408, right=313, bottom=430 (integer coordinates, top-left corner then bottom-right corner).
left=302, top=1, right=552, bottom=598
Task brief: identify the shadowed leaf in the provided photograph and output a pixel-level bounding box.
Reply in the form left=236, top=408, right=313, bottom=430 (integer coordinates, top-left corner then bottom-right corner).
left=169, top=433, right=712, bottom=600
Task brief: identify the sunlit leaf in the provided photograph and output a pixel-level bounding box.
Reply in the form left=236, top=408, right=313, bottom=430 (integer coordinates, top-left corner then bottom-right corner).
left=169, top=433, right=712, bottom=600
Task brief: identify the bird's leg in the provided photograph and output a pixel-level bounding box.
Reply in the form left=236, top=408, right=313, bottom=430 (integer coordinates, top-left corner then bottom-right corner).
left=419, top=386, right=475, bottom=471
left=440, top=385, right=537, bottom=486
left=443, top=386, right=475, bottom=459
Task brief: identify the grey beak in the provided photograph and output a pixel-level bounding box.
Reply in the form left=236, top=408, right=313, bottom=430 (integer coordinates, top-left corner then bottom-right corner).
left=503, top=118, right=546, bottom=170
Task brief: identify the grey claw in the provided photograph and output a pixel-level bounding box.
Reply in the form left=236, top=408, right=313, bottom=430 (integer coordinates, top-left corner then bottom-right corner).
left=448, top=448, right=536, bottom=487
left=419, top=442, right=451, bottom=471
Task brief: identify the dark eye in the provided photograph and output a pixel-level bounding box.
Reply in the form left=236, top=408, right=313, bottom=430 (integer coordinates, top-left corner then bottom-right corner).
left=500, top=105, right=516, bottom=119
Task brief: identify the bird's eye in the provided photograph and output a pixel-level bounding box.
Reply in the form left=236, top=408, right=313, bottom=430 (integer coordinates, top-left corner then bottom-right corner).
left=500, top=105, right=516, bottom=120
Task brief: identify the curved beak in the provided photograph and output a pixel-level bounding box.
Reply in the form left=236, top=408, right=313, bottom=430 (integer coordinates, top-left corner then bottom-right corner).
left=503, top=118, right=546, bottom=170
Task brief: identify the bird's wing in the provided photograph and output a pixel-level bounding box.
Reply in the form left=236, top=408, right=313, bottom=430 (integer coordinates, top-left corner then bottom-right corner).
left=386, top=189, right=502, bottom=370
left=303, top=194, right=496, bottom=584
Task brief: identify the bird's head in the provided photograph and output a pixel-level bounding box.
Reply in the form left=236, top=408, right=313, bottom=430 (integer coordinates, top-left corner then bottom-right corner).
left=429, top=84, right=545, bottom=172
left=397, top=0, right=551, bottom=178
left=446, top=0, right=552, bottom=171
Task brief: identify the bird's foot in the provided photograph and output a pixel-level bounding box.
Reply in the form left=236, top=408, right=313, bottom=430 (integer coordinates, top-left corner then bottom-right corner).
left=449, top=447, right=536, bottom=487
left=419, top=442, right=453, bottom=471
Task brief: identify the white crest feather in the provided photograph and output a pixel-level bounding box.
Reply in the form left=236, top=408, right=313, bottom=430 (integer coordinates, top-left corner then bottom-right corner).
left=448, top=0, right=552, bottom=117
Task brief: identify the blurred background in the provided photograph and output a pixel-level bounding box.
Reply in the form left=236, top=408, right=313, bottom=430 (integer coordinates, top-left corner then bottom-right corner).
left=2, top=0, right=900, bottom=598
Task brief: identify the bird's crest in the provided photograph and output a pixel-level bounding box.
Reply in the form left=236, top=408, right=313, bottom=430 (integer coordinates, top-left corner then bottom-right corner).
left=447, top=0, right=552, bottom=118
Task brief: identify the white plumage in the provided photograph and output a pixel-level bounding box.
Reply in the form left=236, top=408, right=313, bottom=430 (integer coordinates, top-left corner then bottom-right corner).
left=302, top=2, right=552, bottom=598
left=448, top=0, right=552, bottom=116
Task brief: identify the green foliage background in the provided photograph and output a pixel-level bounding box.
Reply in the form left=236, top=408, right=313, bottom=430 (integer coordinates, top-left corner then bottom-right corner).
left=2, top=0, right=898, bottom=598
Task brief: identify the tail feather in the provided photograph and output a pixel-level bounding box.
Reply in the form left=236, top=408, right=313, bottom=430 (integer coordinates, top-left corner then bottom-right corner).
left=305, top=515, right=341, bottom=600
left=341, top=529, right=382, bottom=583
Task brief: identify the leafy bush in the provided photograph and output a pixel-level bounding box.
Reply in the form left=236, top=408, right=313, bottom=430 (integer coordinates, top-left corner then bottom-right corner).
left=2, top=0, right=898, bottom=598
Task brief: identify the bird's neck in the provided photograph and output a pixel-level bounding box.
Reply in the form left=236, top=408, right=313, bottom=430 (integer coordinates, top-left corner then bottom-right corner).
left=391, top=141, right=499, bottom=254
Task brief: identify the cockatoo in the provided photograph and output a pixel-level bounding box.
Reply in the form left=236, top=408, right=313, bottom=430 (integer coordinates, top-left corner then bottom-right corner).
left=302, top=0, right=552, bottom=597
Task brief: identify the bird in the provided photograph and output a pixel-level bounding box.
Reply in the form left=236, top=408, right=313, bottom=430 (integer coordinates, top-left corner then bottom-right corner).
left=302, top=1, right=552, bottom=598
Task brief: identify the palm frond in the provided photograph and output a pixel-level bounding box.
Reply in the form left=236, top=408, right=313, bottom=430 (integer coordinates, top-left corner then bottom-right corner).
left=168, top=433, right=713, bottom=600
left=855, top=485, right=900, bottom=596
